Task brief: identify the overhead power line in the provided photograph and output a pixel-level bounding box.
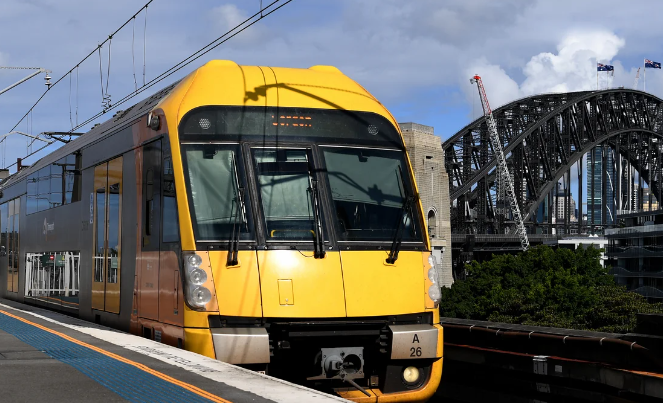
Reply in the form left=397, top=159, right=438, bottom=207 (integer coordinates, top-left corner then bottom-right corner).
left=3, top=0, right=293, bottom=169
left=66, top=0, right=292, bottom=134
left=8, top=0, right=154, bottom=135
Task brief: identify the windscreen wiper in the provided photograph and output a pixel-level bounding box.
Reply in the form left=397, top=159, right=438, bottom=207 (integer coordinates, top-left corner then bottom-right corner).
left=307, top=165, right=326, bottom=259
left=386, top=166, right=416, bottom=264
left=228, top=155, right=247, bottom=266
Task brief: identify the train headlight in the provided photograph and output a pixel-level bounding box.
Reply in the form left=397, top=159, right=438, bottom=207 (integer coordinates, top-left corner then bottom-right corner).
left=188, top=254, right=203, bottom=267
left=183, top=252, right=213, bottom=309
left=426, top=254, right=441, bottom=308
left=428, top=267, right=437, bottom=284
left=190, top=286, right=212, bottom=306
left=402, top=366, right=421, bottom=384
left=189, top=268, right=207, bottom=286
left=428, top=284, right=442, bottom=302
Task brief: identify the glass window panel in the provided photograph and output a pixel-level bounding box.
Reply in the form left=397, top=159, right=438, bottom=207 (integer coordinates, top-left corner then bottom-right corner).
left=4, top=201, right=10, bottom=291
left=0, top=203, right=7, bottom=260
left=107, top=183, right=120, bottom=284
left=50, top=168, right=64, bottom=194
left=26, top=195, right=38, bottom=215
left=37, top=167, right=50, bottom=195
left=183, top=145, right=253, bottom=241
left=163, top=197, right=179, bottom=243
left=27, top=174, right=37, bottom=197
left=37, top=197, right=49, bottom=212
left=65, top=191, right=73, bottom=205
left=322, top=147, right=422, bottom=241
left=50, top=193, right=63, bottom=208
left=13, top=199, right=19, bottom=271
left=94, top=188, right=105, bottom=283
left=252, top=149, right=315, bottom=241
left=64, top=172, right=75, bottom=193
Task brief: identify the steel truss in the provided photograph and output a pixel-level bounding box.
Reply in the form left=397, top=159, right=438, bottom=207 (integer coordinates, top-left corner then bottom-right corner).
left=444, top=89, right=663, bottom=236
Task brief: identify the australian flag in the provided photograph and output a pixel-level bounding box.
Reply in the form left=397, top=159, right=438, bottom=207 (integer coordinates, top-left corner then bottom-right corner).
left=597, top=63, right=614, bottom=72
left=645, top=59, right=661, bottom=69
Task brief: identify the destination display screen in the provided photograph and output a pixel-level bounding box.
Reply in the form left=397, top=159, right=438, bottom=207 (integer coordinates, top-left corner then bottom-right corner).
left=179, top=106, right=402, bottom=146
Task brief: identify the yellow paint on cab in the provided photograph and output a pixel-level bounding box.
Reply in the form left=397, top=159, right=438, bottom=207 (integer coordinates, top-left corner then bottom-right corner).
left=257, top=250, right=346, bottom=318
left=341, top=251, right=424, bottom=317
left=184, top=328, right=215, bottom=359
left=208, top=251, right=262, bottom=318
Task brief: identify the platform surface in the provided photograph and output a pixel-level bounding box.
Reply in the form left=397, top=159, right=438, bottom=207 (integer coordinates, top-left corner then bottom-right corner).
left=0, top=298, right=347, bottom=403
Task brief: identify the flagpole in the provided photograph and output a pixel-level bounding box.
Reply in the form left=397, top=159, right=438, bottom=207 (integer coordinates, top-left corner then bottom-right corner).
left=644, top=59, right=647, bottom=92
left=596, top=63, right=598, bottom=90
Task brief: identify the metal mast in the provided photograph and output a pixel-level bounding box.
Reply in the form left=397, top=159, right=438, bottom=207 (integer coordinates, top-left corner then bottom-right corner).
left=470, top=74, right=529, bottom=250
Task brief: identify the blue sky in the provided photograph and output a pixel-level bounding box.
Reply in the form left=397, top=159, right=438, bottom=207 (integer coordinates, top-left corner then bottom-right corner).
left=2, top=0, right=663, bottom=187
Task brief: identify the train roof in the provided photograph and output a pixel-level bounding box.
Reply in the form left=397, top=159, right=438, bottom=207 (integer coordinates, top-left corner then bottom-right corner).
left=2, top=60, right=398, bottom=190
left=1, top=80, right=181, bottom=189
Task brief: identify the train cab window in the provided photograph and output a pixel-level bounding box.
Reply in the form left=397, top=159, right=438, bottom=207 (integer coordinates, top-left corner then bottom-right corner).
left=321, top=147, right=422, bottom=242
left=162, top=157, right=179, bottom=243
left=181, top=144, right=253, bottom=241
left=251, top=148, right=319, bottom=241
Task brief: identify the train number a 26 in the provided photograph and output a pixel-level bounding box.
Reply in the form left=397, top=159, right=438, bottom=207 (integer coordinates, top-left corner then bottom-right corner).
left=410, top=333, right=421, bottom=356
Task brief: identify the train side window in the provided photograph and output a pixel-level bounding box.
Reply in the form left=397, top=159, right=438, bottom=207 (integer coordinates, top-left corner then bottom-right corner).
left=26, top=152, right=82, bottom=214
left=146, top=168, right=154, bottom=237
left=162, top=157, right=179, bottom=243
left=107, top=183, right=121, bottom=284
left=142, top=140, right=162, bottom=250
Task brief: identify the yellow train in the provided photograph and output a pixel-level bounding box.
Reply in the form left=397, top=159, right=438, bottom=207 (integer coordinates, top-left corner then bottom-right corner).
left=0, top=60, right=443, bottom=402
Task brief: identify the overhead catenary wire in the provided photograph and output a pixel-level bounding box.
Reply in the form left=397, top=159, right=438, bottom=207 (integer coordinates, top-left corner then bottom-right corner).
left=67, top=0, right=292, bottom=134
left=2, top=0, right=292, bottom=170
left=7, top=0, right=154, bottom=135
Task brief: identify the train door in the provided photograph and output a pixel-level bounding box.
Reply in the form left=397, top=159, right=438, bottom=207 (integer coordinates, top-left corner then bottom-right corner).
left=158, top=140, right=182, bottom=325
left=2, top=199, right=18, bottom=294
left=92, top=157, right=123, bottom=313
left=138, top=140, right=161, bottom=320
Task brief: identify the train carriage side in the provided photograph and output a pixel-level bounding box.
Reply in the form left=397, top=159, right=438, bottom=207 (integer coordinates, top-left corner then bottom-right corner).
left=0, top=82, right=179, bottom=334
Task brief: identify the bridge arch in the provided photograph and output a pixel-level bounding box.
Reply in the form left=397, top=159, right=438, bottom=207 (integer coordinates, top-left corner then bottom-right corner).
left=443, top=89, right=663, bottom=235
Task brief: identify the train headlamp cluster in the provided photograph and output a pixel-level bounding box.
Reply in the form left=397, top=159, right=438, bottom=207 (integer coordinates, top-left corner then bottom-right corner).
left=184, top=253, right=212, bottom=308
left=427, top=254, right=441, bottom=307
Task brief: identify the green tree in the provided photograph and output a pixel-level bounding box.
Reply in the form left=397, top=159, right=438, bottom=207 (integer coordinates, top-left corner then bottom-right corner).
left=440, top=245, right=663, bottom=333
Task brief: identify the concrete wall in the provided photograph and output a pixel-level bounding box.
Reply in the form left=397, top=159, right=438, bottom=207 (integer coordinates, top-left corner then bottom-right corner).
left=399, top=123, right=453, bottom=287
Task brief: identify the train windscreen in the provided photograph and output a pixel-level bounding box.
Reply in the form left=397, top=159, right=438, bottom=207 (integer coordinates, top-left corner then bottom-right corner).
left=321, top=147, right=422, bottom=241
left=181, top=144, right=254, bottom=241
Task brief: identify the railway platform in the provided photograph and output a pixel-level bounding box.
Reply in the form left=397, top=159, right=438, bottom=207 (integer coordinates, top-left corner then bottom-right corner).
left=0, top=298, right=346, bottom=403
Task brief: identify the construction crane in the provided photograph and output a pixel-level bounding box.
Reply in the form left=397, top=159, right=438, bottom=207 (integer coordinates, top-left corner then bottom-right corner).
left=470, top=74, right=529, bottom=251
left=633, top=67, right=641, bottom=90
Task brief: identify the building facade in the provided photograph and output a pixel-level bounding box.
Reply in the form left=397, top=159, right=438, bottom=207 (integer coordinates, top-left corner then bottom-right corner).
left=587, top=145, right=617, bottom=229
left=399, top=123, right=453, bottom=287
left=606, top=210, right=663, bottom=301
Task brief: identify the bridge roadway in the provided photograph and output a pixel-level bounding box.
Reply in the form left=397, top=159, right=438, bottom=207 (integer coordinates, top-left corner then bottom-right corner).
left=0, top=298, right=346, bottom=403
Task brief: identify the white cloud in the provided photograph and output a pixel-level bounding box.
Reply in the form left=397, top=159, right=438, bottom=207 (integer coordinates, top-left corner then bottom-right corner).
left=463, top=59, right=521, bottom=110
left=461, top=30, right=627, bottom=109
left=208, top=4, right=267, bottom=47
left=521, top=31, right=625, bottom=94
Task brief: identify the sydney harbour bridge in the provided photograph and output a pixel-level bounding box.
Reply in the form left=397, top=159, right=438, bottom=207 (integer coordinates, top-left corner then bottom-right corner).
left=443, top=89, right=663, bottom=268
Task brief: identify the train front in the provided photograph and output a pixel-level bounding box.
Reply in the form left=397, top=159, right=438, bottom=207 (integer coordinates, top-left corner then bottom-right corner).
left=158, top=60, right=443, bottom=402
